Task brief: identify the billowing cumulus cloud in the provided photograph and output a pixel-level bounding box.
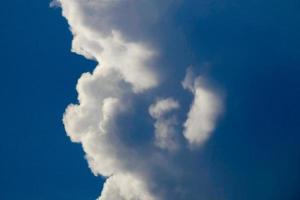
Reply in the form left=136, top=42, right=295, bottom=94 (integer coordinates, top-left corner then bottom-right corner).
left=54, top=0, right=224, bottom=199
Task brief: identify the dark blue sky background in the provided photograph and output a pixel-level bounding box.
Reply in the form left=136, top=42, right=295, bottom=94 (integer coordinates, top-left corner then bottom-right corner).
left=0, top=1, right=101, bottom=199
left=0, top=0, right=300, bottom=200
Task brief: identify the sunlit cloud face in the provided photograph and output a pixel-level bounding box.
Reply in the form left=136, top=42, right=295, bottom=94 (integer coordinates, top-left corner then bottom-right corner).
left=54, top=0, right=224, bottom=199
left=182, top=69, right=223, bottom=147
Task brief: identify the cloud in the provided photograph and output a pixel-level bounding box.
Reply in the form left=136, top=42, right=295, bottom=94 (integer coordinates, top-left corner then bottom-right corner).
left=182, top=69, right=223, bottom=147
left=99, top=174, right=156, bottom=200
left=58, top=0, right=159, bottom=92
left=54, top=0, right=224, bottom=199
left=149, top=98, right=180, bottom=151
left=63, top=66, right=158, bottom=199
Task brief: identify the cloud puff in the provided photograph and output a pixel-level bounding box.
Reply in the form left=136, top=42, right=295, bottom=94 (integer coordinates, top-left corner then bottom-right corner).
left=63, top=66, right=158, bottom=199
left=182, top=69, right=223, bottom=147
left=58, top=0, right=159, bottom=92
left=99, top=174, right=156, bottom=200
left=55, top=0, right=224, bottom=199
left=149, top=98, right=180, bottom=151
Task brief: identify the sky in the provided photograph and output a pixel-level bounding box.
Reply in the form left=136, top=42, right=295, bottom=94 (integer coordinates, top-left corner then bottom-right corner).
left=0, top=0, right=300, bottom=200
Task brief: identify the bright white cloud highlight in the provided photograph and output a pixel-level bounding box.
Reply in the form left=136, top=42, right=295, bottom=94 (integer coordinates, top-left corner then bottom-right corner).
left=58, top=0, right=158, bottom=92
left=182, top=69, right=223, bottom=146
left=99, top=174, right=156, bottom=200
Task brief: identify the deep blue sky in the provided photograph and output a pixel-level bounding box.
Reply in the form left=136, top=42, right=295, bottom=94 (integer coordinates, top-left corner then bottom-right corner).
left=1, top=0, right=300, bottom=200
left=0, top=1, right=102, bottom=199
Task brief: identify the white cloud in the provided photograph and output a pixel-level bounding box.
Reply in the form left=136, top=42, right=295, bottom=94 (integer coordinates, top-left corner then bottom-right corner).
left=182, top=69, right=223, bottom=147
left=149, top=98, right=180, bottom=151
left=57, top=1, right=162, bottom=198
left=63, top=66, right=159, bottom=199
left=149, top=98, right=179, bottom=119
left=98, top=174, right=156, bottom=200
left=54, top=0, right=225, bottom=199
left=58, top=0, right=159, bottom=92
